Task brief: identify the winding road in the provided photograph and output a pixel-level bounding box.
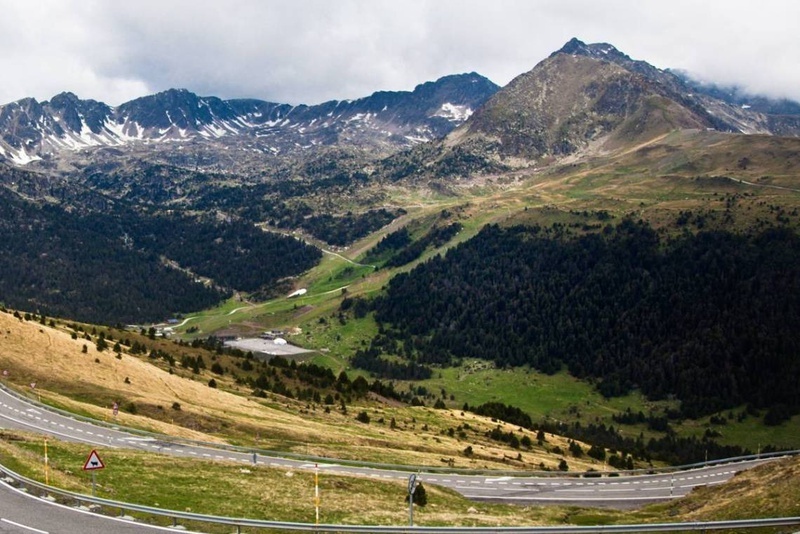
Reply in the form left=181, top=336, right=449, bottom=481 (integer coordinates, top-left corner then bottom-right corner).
left=0, top=386, right=778, bottom=512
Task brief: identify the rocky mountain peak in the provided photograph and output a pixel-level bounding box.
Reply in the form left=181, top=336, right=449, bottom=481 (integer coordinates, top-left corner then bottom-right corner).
left=116, top=88, right=234, bottom=130
left=46, top=92, right=112, bottom=134
left=410, top=37, right=800, bottom=180
left=554, top=37, right=622, bottom=60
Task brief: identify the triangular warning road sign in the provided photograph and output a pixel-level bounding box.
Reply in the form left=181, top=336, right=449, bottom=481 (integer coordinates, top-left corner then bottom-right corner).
left=83, top=449, right=105, bottom=471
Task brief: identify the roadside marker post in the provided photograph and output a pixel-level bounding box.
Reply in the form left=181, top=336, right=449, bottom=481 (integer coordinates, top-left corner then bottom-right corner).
left=44, top=438, right=49, bottom=485
left=408, top=473, right=417, bottom=526
left=314, top=464, right=320, bottom=526
left=83, top=449, right=106, bottom=496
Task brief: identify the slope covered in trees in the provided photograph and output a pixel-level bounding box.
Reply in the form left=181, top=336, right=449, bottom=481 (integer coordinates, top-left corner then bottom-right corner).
left=0, top=191, right=224, bottom=324
left=368, top=221, right=800, bottom=420
left=363, top=222, right=463, bottom=268
left=114, top=212, right=321, bottom=293
left=0, top=189, right=321, bottom=324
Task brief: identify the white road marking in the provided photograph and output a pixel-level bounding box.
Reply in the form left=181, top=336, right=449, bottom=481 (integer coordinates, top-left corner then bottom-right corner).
left=0, top=413, right=117, bottom=448
left=556, top=488, right=630, bottom=493
left=1, top=517, right=50, bottom=534
left=461, top=495, right=681, bottom=501
left=456, top=485, right=498, bottom=491
left=680, top=480, right=726, bottom=489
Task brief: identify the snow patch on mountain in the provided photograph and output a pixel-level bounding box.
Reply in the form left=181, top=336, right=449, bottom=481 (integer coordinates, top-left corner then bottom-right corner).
left=434, top=103, right=473, bottom=122
left=6, top=146, right=41, bottom=165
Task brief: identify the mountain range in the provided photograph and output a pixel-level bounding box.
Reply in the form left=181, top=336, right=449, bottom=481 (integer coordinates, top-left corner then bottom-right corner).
left=2, top=37, right=800, bottom=322
left=3, top=38, right=800, bottom=176
left=0, top=73, right=498, bottom=167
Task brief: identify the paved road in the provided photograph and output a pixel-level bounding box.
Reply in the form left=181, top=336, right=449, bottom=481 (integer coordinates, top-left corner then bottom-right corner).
left=0, top=479, right=193, bottom=534
left=0, top=387, right=777, bottom=508
left=427, top=465, right=754, bottom=508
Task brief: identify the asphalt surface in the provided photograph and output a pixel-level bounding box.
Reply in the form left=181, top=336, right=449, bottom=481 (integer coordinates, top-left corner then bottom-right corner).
left=0, top=386, right=778, bottom=510
left=0, top=480, right=193, bottom=534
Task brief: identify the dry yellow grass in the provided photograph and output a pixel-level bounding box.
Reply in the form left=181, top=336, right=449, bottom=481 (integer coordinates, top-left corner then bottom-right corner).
left=0, top=310, right=603, bottom=472
left=660, top=456, right=800, bottom=522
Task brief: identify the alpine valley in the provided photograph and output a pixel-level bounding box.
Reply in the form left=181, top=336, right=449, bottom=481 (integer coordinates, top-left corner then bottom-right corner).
left=2, top=37, right=800, bottom=487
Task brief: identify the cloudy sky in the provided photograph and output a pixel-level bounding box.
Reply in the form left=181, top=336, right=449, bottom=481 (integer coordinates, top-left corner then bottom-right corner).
left=1, top=0, right=798, bottom=106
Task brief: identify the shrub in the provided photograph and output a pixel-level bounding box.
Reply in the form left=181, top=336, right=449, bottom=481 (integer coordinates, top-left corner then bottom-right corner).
left=406, top=482, right=428, bottom=507
left=356, top=411, right=370, bottom=424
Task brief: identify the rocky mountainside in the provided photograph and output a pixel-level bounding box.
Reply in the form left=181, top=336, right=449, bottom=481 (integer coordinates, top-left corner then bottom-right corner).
left=671, top=70, right=800, bottom=116
left=394, top=38, right=800, bottom=179
left=0, top=73, right=498, bottom=167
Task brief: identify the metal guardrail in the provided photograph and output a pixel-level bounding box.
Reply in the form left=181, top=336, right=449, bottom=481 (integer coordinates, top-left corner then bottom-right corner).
left=3, top=383, right=800, bottom=532
left=1, top=461, right=799, bottom=533
left=2, top=381, right=798, bottom=479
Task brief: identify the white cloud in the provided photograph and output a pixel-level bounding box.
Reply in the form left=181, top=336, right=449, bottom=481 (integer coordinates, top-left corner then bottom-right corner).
left=0, top=0, right=798, bottom=106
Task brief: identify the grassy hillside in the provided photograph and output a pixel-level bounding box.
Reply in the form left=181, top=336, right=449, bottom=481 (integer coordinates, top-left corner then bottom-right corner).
left=658, top=455, right=800, bottom=521
left=0, top=308, right=606, bottom=472
left=3, top=128, right=799, bottom=469
left=1, top=128, right=799, bottom=529
left=1, top=428, right=797, bottom=528
left=154, top=129, right=800, bottom=461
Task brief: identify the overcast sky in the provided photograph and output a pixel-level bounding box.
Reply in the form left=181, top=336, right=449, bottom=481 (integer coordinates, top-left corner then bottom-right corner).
left=1, top=0, right=798, bottom=106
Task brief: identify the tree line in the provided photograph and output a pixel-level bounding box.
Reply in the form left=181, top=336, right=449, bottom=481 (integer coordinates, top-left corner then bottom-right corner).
left=465, top=401, right=781, bottom=466
left=111, top=211, right=321, bottom=292
left=363, top=220, right=800, bottom=421
left=366, top=222, right=462, bottom=268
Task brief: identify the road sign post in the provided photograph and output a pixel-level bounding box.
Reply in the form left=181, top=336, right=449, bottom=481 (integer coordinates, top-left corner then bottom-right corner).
left=407, top=473, right=417, bottom=526
left=82, top=449, right=106, bottom=496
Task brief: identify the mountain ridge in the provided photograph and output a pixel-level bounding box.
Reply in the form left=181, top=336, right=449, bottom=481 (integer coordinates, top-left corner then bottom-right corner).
left=551, top=38, right=800, bottom=135
left=4, top=38, right=800, bottom=175
left=0, top=73, right=499, bottom=166
left=375, top=38, right=800, bottom=183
